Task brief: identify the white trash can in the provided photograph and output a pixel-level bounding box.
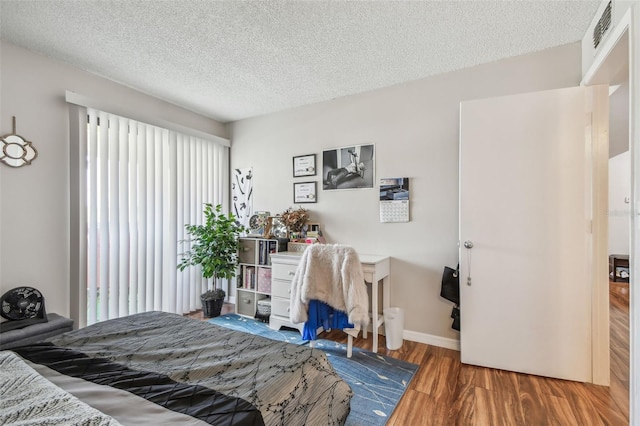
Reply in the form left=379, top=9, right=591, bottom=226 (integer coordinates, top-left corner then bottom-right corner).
left=383, top=307, right=404, bottom=350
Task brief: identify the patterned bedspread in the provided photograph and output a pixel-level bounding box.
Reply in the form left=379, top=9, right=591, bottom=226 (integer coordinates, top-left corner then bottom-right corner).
left=0, top=351, right=122, bottom=426
left=39, top=311, right=352, bottom=425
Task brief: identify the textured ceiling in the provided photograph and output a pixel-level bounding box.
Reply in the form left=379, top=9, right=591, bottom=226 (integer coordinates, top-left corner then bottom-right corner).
left=0, top=0, right=600, bottom=123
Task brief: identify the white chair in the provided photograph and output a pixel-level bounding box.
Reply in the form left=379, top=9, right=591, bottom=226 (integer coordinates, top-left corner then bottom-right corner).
left=289, top=244, right=369, bottom=358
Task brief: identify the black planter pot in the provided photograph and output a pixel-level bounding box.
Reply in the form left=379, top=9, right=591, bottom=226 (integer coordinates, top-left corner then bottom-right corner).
left=201, top=298, right=224, bottom=318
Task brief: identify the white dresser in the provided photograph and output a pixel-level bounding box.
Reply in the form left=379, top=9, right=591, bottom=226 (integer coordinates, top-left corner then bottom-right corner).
left=269, top=253, right=305, bottom=334
left=268, top=251, right=390, bottom=353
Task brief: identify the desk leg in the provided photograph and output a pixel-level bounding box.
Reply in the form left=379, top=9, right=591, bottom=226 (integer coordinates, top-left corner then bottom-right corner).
left=382, top=275, right=390, bottom=312
left=372, top=279, right=379, bottom=353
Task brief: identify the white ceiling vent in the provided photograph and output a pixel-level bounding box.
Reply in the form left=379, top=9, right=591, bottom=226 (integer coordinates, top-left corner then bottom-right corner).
left=592, top=1, right=612, bottom=49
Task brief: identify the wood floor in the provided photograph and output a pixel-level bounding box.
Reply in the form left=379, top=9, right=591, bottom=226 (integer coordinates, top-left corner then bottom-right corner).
left=187, top=282, right=630, bottom=425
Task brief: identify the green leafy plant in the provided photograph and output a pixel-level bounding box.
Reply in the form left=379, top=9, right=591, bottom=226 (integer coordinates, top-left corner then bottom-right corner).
left=178, top=203, right=246, bottom=290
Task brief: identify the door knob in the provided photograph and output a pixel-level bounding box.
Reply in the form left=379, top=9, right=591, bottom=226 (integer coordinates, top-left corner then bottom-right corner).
left=464, top=241, right=474, bottom=249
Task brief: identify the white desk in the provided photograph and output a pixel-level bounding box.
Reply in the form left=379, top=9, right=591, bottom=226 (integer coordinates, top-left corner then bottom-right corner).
left=269, top=251, right=390, bottom=353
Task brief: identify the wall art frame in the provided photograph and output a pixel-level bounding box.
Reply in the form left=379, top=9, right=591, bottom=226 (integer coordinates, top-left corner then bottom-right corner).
left=293, top=153, right=316, bottom=177
left=293, top=181, right=317, bottom=203
left=322, top=143, right=375, bottom=190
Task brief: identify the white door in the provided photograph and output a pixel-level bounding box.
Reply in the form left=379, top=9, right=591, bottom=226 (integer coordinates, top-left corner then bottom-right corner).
left=459, top=86, right=608, bottom=383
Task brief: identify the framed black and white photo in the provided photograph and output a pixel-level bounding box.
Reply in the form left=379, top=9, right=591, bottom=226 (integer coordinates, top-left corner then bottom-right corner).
left=293, top=181, right=317, bottom=203
left=322, top=144, right=375, bottom=190
left=293, top=154, right=316, bottom=177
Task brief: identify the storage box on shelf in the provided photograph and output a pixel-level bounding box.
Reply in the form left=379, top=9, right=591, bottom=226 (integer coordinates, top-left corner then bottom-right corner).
left=236, top=237, right=282, bottom=318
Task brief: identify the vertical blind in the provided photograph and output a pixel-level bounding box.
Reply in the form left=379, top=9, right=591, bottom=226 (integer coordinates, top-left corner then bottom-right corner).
left=85, top=108, right=228, bottom=325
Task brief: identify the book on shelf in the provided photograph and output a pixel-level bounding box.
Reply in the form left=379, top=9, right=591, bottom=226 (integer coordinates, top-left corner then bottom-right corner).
left=258, top=239, right=278, bottom=265
left=258, top=240, right=265, bottom=265
left=248, top=266, right=256, bottom=289
left=240, top=265, right=256, bottom=289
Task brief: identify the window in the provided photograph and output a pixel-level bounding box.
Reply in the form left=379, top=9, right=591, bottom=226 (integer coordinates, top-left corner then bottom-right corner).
left=83, top=109, right=229, bottom=325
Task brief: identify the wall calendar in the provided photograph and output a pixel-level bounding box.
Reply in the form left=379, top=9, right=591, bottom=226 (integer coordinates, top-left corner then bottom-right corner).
left=379, top=177, right=410, bottom=223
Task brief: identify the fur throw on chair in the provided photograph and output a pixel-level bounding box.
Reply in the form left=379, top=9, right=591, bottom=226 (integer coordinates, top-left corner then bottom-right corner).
left=290, top=244, right=369, bottom=327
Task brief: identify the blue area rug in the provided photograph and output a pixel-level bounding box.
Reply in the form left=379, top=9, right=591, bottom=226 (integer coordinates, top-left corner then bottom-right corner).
left=209, top=314, right=418, bottom=425
left=209, top=314, right=309, bottom=345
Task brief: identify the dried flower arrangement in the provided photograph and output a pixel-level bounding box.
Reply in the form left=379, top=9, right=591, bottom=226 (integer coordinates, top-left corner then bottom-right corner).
left=280, top=206, right=309, bottom=233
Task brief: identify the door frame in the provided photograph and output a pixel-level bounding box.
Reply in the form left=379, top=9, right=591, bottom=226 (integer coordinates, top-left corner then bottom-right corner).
left=589, top=86, right=611, bottom=386
left=581, top=4, right=638, bottom=422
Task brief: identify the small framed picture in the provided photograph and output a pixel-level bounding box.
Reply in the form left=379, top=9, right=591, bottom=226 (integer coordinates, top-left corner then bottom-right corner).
left=293, top=154, right=317, bottom=177
left=293, top=181, right=317, bottom=203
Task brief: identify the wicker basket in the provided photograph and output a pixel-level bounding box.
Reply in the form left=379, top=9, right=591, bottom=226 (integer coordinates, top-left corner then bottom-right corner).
left=255, top=299, right=271, bottom=323
left=287, top=242, right=311, bottom=252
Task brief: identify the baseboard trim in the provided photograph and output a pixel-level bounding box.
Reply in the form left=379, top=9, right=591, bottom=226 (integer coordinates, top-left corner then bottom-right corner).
left=403, top=329, right=461, bottom=351
left=224, top=301, right=461, bottom=352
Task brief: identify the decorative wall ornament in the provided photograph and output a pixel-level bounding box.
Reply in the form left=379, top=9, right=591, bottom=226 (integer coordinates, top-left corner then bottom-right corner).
left=1, top=117, right=38, bottom=168
left=232, top=167, right=253, bottom=230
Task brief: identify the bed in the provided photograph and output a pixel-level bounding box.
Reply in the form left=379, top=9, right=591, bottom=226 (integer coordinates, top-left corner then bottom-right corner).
left=1, top=311, right=352, bottom=425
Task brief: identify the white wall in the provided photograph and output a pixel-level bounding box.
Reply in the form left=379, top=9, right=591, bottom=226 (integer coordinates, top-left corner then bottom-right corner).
left=0, top=41, right=227, bottom=320
left=609, top=151, right=631, bottom=255
left=608, top=79, right=630, bottom=256
left=229, top=43, right=584, bottom=346
left=610, top=80, right=630, bottom=157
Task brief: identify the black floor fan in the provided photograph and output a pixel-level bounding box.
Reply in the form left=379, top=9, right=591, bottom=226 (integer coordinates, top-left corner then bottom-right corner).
left=0, top=286, right=48, bottom=332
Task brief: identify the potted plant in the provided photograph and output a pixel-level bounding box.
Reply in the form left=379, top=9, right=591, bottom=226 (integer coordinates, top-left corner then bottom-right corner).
left=200, top=288, right=226, bottom=318
left=178, top=203, right=245, bottom=318
left=280, top=206, right=309, bottom=239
